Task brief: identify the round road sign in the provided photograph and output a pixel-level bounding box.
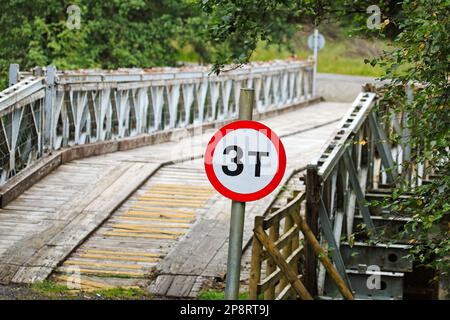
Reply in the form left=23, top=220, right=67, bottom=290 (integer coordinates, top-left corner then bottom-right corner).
left=204, top=120, right=286, bottom=202
left=307, top=32, right=325, bottom=51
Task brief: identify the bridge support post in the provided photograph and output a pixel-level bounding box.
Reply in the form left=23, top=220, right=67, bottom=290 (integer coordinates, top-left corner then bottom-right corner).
left=304, top=164, right=320, bottom=297
left=43, top=66, right=56, bottom=153
left=8, top=64, right=19, bottom=86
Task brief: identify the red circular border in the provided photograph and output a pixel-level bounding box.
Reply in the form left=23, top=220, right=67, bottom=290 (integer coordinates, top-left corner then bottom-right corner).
left=204, top=120, right=286, bottom=202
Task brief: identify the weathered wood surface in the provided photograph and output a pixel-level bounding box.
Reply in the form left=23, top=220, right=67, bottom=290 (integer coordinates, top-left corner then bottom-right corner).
left=0, top=101, right=350, bottom=294
left=0, top=161, right=160, bottom=283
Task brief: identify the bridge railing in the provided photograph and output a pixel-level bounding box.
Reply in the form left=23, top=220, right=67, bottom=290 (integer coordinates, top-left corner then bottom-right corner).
left=249, top=191, right=353, bottom=300
left=0, top=77, right=46, bottom=183
left=303, top=85, right=430, bottom=297
left=0, top=59, right=315, bottom=184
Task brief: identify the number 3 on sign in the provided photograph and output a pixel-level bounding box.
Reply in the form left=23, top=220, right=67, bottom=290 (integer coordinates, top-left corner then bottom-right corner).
left=204, top=120, right=286, bottom=202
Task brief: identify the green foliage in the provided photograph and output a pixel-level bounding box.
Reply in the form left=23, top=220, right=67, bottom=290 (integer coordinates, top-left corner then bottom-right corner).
left=372, top=0, right=450, bottom=273
left=0, top=0, right=216, bottom=89
left=201, top=0, right=399, bottom=72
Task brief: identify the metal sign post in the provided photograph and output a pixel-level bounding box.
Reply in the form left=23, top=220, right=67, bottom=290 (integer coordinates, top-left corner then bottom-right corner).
left=307, top=29, right=325, bottom=98
left=312, top=28, right=319, bottom=97
left=224, top=88, right=254, bottom=300
left=204, top=88, right=286, bottom=300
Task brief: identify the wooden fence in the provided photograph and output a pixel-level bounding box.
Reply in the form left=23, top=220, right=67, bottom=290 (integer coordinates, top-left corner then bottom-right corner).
left=249, top=192, right=353, bottom=300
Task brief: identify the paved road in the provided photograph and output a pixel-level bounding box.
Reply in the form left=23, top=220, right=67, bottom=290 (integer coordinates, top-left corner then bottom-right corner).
left=317, top=73, right=376, bottom=102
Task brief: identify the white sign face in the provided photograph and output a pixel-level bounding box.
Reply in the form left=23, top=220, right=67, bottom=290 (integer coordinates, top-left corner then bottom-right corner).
left=204, top=120, right=286, bottom=202
left=307, top=32, right=325, bottom=51
left=212, top=129, right=278, bottom=194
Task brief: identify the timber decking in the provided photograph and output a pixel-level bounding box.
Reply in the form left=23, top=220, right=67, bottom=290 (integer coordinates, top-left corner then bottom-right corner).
left=0, top=101, right=350, bottom=295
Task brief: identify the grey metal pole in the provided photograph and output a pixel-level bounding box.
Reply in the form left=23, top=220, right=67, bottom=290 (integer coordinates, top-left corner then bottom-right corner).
left=312, top=28, right=318, bottom=97
left=8, top=64, right=19, bottom=87
left=44, top=66, right=56, bottom=153
left=224, top=88, right=254, bottom=300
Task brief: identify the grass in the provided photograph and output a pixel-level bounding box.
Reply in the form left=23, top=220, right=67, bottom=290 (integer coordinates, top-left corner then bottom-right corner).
left=197, top=290, right=249, bottom=300
left=91, top=287, right=148, bottom=300
left=251, top=37, right=388, bottom=77
left=30, top=280, right=150, bottom=300
left=31, top=281, right=73, bottom=296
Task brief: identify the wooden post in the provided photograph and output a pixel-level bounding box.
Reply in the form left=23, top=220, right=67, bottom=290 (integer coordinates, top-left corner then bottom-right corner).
left=304, top=164, right=320, bottom=296
left=290, top=199, right=301, bottom=299
left=249, top=217, right=264, bottom=300
left=264, top=219, right=279, bottom=299
left=277, top=210, right=293, bottom=295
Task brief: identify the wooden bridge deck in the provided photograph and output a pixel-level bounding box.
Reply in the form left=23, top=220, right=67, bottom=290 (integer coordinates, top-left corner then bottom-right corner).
left=0, top=101, right=350, bottom=295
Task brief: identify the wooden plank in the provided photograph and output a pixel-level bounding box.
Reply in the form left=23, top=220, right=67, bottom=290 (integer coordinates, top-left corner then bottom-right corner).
left=112, top=223, right=190, bottom=230
left=116, top=216, right=194, bottom=223
left=54, top=275, right=114, bottom=289
left=77, top=253, right=160, bottom=263
left=166, top=275, right=198, bottom=298
left=0, top=152, right=62, bottom=207
left=103, top=231, right=178, bottom=240
left=83, top=249, right=161, bottom=257
left=110, top=227, right=185, bottom=236
left=149, top=275, right=174, bottom=296
left=64, top=260, right=143, bottom=270
left=58, top=268, right=145, bottom=278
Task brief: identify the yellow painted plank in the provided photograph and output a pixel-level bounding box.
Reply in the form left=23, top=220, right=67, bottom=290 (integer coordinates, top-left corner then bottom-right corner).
left=113, top=223, right=190, bottom=230
left=147, top=188, right=213, bottom=194
left=144, top=190, right=213, bottom=198
left=84, top=249, right=162, bottom=258
left=103, top=232, right=178, bottom=240
left=137, top=196, right=207, bottom=204
left=64, top=268, right=145, bottom=277
left=57, top=285, right=142, bottom=292
left=127, top=207, right=195, bottom=214
left=64, top=260, right=143, bottom=270
left=112, top=227, right=185, bottom=236
left=55, top=275, right=114, bottom=289
left=126, top=211, right=195, bottom=219
left=79, top=253, right=160, bottom=263
left=117, top=216, right=195, bottom=223
left=134, top=201, right=204, bottom=208
left=150, top=183, right=213, bottom=190
left=144, top=189, right=213, bottom=196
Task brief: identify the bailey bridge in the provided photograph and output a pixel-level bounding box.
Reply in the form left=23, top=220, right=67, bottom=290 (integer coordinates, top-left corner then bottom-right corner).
left=0, top=60, right=433, bottom=299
